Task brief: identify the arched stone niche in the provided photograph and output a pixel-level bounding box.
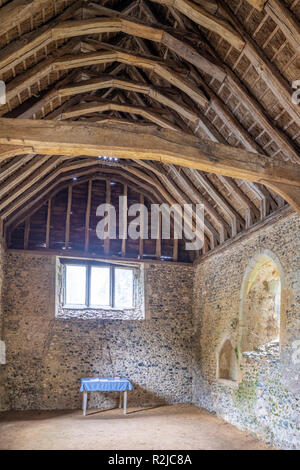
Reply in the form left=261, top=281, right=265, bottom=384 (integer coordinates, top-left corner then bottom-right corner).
left=216, top=337, right=238, bottom=384
left=239, top=249, right=287, bottom=356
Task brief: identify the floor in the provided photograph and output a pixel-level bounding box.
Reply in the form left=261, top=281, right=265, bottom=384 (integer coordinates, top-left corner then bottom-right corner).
left=0, top=404, right=271, bottom=450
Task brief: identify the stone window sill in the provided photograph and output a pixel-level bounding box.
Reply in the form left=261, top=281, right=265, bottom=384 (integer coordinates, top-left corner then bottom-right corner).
left=217, top=378, right=239, bottom=388
left=63, top=305, right=134, bottom=312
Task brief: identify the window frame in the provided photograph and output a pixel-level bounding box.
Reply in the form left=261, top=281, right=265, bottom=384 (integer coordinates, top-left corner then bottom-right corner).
left=62, top=260, right=135, bottom=310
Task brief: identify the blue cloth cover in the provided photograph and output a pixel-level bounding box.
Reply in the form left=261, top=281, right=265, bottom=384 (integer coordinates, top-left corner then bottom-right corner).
left=80, top=377, right=133, bottom=392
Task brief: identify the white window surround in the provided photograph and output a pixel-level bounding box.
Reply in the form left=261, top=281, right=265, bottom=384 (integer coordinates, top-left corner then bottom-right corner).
left=55, top=257, right=146, bottom=320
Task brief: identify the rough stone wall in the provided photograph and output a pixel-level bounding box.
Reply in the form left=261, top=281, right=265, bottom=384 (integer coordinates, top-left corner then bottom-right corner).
left=3, top=252, right=193, bottom=410
left=2, top=211, right=300, bottom=449
left=193, top=212, right=300, bottom=450
left=0, top=241, right=8, bottom=410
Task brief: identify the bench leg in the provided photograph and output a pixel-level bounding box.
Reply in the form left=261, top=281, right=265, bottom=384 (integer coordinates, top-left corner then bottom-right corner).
left=119, top=392, right=122, bottom=409
left=123, top=391, right=127, bottom=415
left=83, top=391, right=88, bottom=416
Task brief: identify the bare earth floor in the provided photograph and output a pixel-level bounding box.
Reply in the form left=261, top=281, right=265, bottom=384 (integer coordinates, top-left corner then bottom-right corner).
left=0, top=404, right=271, bottom=450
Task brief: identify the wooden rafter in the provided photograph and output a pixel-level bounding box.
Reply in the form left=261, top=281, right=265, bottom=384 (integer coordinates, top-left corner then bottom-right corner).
left=135, top=0, right=300, bottom=164
left=150, top=0, right=245, bottom=50
left=45, top=198, right=51, bottom=249
left=221, top=2, right=300, bottom=124
left=0, top=2, right=83, bottom=71
left=137, top=159, right=220, bottom=243
left=141, top=161, right=215, bottom=244
left=262, top=181, right=300, bottom=215
left=5, top=167, right=164, bottom=227
left=118, top=13, right=300, bottom=165
left=65, top=184, right=73, bottom=249
left=4, top=164, right=205, bottom=250
left=0, top=156, right=63, bottom=211
left=218, top=176, right=260, bottom=226
left=165, top=164, right=227, bottom=241
left=184, top=169, right=245, bottom=236
left=0, top=155, right=34, bottom=183
left=224, top=69, right=300, bottom=164
left=0, top=145, right=32, bottom=161
left=7, top=172, right=179, bottom=258
left=0, top=0, right=55, bottom=36
left=265, top=0, right=300, bottom=51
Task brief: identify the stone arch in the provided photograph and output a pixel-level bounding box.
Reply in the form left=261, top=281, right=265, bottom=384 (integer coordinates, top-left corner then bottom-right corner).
left=239, top=249, right=287, bottom=355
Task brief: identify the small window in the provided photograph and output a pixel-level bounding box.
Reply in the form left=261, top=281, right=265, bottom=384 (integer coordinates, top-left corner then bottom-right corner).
left=115, top=268, right=134, bottom=309
left=65, top=265, right=87, bottom=306
left=63, top=262, right=135, bottom=309
left=90, top=266, right=110, bottom=307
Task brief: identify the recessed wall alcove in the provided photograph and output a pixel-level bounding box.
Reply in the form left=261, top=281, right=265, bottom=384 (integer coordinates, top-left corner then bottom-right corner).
left=216, top=337, right=238, bottom=384
left=239, top=249, right=287, bottom=357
